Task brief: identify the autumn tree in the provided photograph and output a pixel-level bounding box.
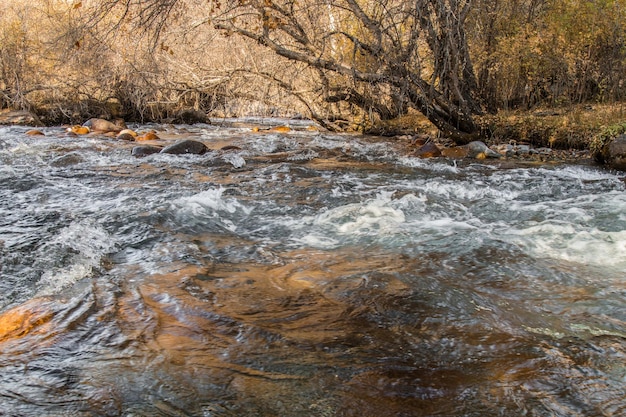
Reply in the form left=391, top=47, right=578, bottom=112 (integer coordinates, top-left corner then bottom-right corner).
left=93, top=0, right=484, bottom=142
left=469, top=0, right=626, bottom=110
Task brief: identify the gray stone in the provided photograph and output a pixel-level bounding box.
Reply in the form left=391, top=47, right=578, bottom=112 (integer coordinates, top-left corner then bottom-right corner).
left=466, top=141, right=501, bottom=159
left=50, top=153, right=84, bottom=167
left=160, top=139, right=208, bottom=155
left=132, top=145, right=162, bottom=157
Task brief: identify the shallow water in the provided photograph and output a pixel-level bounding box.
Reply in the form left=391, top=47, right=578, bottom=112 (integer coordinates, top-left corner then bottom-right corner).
left=0, top=120, right=624, bottom=416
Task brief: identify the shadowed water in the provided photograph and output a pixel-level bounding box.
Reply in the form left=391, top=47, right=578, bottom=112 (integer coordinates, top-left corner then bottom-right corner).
left=0, top=121, right=624, bottom=416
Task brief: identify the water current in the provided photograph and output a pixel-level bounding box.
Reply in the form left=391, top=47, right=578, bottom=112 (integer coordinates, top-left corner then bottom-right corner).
left=0, top=120, right=624, bottom=416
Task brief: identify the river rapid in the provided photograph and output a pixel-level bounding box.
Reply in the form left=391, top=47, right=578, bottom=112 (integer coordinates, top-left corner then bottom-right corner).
left=0, top=120, right=624, bottom=416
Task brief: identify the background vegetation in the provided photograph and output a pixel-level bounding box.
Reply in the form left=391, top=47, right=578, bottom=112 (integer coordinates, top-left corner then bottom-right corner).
left=1, top=0, right=625, bottom=145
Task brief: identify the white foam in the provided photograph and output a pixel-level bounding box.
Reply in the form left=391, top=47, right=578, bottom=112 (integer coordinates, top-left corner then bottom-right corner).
left=419, top=180, right=519, bottom=203
left=221, top=153, right=246, bottom=168
left=174, top=187, right=252, bottom=232
left=505, top=223, right=626, bottom=269
left=313, top=192, right=405, bottom=234
left=37, top=220, right=117, bottom=296
left=290, top=192, right=411, bottom=248
left=397, top=156, right=461, bottom=173
left=178, top=188, right=251, bottom=215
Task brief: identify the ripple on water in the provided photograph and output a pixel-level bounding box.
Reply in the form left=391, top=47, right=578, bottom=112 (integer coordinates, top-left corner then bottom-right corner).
left=0, top=125, right=624, bottom=416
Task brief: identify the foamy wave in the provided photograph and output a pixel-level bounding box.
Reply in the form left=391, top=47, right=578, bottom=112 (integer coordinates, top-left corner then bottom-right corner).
left=314, top=192, right=405, bottom=234
left=292, top=192, right=409, bottom=248
left=37, top=221, right=116, bottom=296
left=174, top=188, right=252, bottom=232
left=505, top=222, right=626, bottom=269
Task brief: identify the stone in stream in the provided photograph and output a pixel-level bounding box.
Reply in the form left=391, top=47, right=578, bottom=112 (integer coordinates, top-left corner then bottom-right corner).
left=25, top=129, right=45, bottom=136
left=136, top=131, right=160, bottom=141
left=439, top=141, right=501, bottom=160
left=116, top=129, right=138, bottom=141
left=50, top=152, right=84, bottom=167
left=466, top=141, right=501, bottom=159
left=82, top=118, right=126, bottom=133
left=413, top=141, right=441, bottom=158
left=160, top=139, right=208, bottom=155
left=131, top=145, right=163, bottom=157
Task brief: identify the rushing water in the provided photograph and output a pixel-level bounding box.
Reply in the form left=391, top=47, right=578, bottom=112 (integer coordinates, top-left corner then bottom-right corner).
left=0, top=120, right=624, bottom=416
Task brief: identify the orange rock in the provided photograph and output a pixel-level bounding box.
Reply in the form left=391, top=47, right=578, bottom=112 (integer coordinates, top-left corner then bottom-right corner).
left=25, top=129, right=45, bottom=136
left=67, top=125, right=90, bottom=135
left=136, top=131, right=160, bottom=141
left=0, top=304, right=54, bottom=342
left=269, top=125, right=292, bottom=133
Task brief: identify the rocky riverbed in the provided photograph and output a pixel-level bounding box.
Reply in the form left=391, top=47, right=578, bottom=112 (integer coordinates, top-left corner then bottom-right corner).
left=4, top=116, right=605, bottom=172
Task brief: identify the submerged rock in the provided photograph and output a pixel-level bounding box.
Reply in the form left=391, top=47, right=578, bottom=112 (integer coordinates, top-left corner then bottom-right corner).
left=132, top=145, right=163, bottom=157
left=50, top=153, right=84, bottom=167
left=160, top=139, right=208, bottom=155
left=136, top=131, right=160, bottom=141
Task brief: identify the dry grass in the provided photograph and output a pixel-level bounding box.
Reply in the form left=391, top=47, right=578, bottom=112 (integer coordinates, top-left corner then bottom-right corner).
left=477, top=104, right=626, bottom=149
left=372, top=104, right=626, bottom=151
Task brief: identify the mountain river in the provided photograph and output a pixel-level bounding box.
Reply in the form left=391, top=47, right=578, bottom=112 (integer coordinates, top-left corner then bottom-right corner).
left=0, top=120, right=624, bottom=416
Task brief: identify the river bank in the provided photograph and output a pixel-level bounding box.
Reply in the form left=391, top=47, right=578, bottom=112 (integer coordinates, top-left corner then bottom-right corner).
left=2, top=104, right=626, bottom=169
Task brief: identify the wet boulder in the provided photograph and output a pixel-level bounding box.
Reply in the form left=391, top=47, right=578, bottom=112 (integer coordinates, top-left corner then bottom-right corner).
left=160, top=139, right=208, bottom=155
left=25, top=129, right=45, bottom=136
left=466, top=141, right=501, bottom=159
left=413, top=141, right=441, bottom=158
left=132, top=145, right=163, bottom=158
left=82, top=118, right=125, bottom=133
left=116, top=129, right=138, bottom=141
